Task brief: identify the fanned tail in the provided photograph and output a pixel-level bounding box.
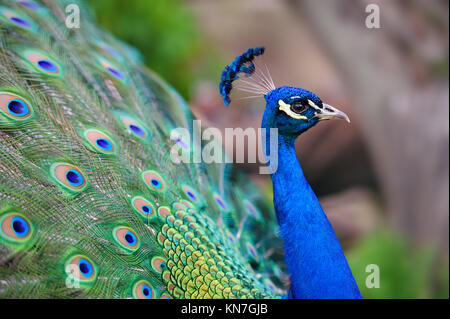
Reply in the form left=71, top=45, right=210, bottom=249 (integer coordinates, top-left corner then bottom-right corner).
left=0, top=0, right=285, bottom=298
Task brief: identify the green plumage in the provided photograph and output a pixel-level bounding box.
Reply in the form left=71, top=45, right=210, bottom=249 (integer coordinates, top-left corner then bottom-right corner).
left=0, top=0, right=285, bottom=298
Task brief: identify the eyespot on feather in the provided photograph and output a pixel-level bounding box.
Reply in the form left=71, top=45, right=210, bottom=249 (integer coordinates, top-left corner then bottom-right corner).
left=157, top=231, right=166, bottom=246
left=112, top=226, right=140, bottom=252
left=142, top=170, right=166, bottom=192
left=213, top=193, right=228, bottom=211
left=131, top=196, right=156, bottom=219
left=21, top=50, right=62, bottom=76
left=18, top=1, right=41, bottom=10
left=65, top=255, right=97, bottom=282
left=157, top=206, right=171, bottom=219
left=243, top=199, right=261, bottom=220
left=181, top=185, right=201, bottom=204
left=180, top=200, right=194, bottom=209
left=167, top=282, right=175, bottom=294
left=0, top=91, right=34, bottom=121
left=120, top=116, right=148, bottom=138
left=0, top=212, right=34, bottom=245
left=247, top=243, right=259, bottom=260
left=0, top=7, right=36, bottom=30
left=83, top=129, right=117, bottom=155
left=225, top=230, right=235, bottom=244
left=50, top=163, right=87, bottom=192
left=172, top=202, right=187, bottom=211
left=132, top=280, right=154, bottom=299
left=151, top=256, right=167, bottom=273
left=112, top=111, right=150, bottom=141
left=162, top=270, right=171, bottom=282
left=97, top=56, right=127, bottom=83
left=170, top=128, right=190, bottom=151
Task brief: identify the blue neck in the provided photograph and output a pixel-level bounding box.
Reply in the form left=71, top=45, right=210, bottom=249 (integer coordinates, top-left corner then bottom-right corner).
left=263, top=127, right=362, bottom=299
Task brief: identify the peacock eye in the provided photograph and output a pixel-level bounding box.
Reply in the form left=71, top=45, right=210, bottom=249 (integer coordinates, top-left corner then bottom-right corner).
left=65, top=255, right=97, bottom=283
left=132, top=280, right=154, bottom=299
left=113, top=226, right=140, bottom=252
left=290, top=101, right=308, bottom=114
left=151, top=256, right=167, bottom=273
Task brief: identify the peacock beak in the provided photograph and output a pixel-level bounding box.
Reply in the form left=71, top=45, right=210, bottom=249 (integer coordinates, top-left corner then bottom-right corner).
left=315, top=103, right=350, bottom=123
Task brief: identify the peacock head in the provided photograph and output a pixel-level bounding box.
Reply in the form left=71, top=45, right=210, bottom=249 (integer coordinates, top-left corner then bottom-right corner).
left=262, top=86, right=349, bottom=136
left=219, top=47, right=349, bottom=137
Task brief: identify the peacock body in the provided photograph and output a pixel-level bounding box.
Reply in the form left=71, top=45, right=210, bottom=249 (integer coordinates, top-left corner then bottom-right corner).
left=0, top=0, right=362, bottom=299
left=0, top=0, right=284, bottom=299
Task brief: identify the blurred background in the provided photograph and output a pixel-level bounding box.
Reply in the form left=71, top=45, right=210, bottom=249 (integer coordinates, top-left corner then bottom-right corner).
left=89, top=0, right=449, bottom=298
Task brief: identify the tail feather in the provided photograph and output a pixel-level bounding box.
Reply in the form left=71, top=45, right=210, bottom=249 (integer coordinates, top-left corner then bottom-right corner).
left=0, top=0, right=285, bottom=298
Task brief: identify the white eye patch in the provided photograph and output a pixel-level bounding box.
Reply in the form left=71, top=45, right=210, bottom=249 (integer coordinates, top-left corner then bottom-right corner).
left=278, top=99, right=308, bottom=120
left=307, top=99, right=321, bottom=110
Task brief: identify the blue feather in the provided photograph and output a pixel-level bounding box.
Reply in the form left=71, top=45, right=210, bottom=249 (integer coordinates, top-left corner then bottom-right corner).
left=219, top=47, right=265, bottom=106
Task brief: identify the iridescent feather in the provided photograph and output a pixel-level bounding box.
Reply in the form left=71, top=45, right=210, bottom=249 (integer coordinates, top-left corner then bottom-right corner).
left=0, top=0, right=285, bottom=298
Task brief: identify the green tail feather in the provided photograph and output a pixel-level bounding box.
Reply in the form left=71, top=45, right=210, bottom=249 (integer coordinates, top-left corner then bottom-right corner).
left=0, top=0, right=286, bottom=298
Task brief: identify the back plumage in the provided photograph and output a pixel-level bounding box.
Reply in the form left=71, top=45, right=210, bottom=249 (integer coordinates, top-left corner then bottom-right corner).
left=0, top=0, right=286, bottom=298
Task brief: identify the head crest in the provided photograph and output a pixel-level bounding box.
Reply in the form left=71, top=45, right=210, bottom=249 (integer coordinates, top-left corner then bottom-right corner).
left=219, top=47, right=275, bottom=106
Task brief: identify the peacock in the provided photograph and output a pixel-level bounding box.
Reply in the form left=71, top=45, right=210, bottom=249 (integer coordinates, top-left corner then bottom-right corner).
left=0, top=0, right=361, bottom=299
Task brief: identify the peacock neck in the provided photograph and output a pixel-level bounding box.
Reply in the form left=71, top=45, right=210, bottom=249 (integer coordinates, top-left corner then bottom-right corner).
left=264, top=128, right=362, bottom=299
